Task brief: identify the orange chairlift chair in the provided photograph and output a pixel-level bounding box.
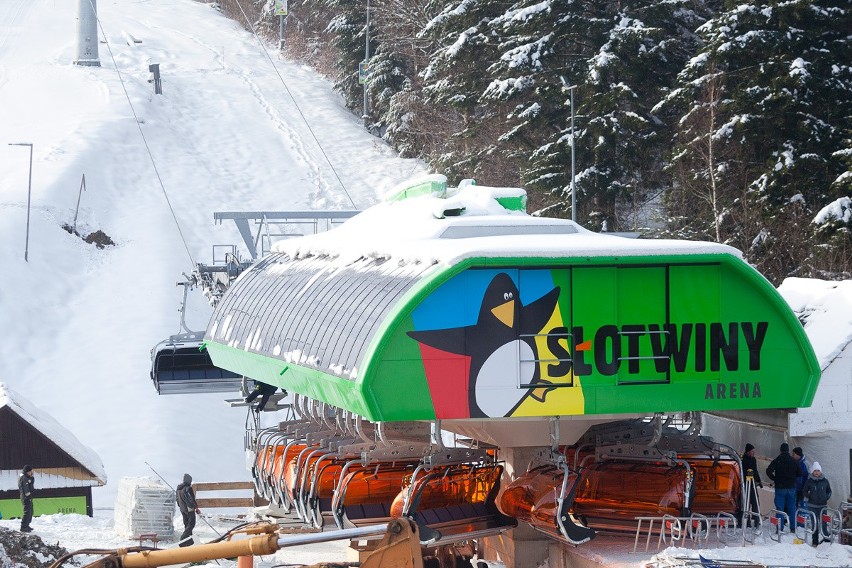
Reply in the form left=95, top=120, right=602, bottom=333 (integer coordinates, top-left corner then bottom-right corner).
left=571, top=418, right=743, bottom=536
left=391, top=456, right=517, bottom=546
left=500, top=459, right=595, bottom=546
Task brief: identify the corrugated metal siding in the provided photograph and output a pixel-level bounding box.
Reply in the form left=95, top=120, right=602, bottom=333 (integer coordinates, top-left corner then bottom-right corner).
left=0, top=408, right=98, bottom=480
left=206, top=253, right=434, bottom=379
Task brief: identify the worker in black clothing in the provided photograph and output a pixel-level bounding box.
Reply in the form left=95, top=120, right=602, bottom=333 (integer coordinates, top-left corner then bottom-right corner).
left=18, top=465, right=34, bottom=532
left=176, top=473, right=200, bottom=547
left=245, top=381, right=282, bottom=412
left=742, top=443, right=763, bottom=519
left=766, top=443, right=801, bottom=531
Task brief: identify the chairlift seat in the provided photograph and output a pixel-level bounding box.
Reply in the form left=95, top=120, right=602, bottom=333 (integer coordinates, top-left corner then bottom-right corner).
left=150, top=336, right=243, bottom=394
left=332, top=463, right=418, bottom=529
left=394, top=464, right=516, bottom=546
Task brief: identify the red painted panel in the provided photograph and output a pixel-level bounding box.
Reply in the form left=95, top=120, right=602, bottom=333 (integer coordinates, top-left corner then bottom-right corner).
left=418, top=344, right=470, bottom=419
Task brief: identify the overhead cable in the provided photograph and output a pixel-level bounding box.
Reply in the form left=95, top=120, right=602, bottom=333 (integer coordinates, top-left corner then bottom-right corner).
left=229, top=0, right=359, bottom=210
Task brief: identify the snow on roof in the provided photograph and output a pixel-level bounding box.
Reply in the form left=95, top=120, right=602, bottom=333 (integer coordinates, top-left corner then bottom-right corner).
left=0, top=382, right=106, bottom=483
left=778, top=278, right=852, bottom=370
left=271, top=181, right=741, bottom=266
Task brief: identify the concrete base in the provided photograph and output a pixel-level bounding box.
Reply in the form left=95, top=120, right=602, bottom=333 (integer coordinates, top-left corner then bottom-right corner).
left=481, top=525, right=550, bottom=568
left=74, top=59, right=101, bottom=66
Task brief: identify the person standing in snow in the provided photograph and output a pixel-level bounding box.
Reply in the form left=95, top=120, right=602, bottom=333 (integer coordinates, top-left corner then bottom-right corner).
left=18, top=465, right=35, bottom=532
left=803, top=462, right=832, bottom=545
left=792, top=446, right=809, bottom=507
left=766, top=442, right=800, bottom=531
left=176, top=473, right=200, bottom=547
left=742, top=443, right=763, bottom=519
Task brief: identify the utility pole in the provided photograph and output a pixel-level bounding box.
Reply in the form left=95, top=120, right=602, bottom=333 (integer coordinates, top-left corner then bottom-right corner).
left=8, top=143, right=34, bottom=262
left=75, top=0, right=100, bottom=67
left=569, top=85, right=577, bottom=223
left=275, top=0, right=288, bottom=50
left=363, top=0, right=370, bottom=124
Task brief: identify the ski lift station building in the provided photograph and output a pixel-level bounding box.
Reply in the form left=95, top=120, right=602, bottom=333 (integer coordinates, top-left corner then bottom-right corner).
left=203, top=175, right=820, bottom=448
left=0, top=383, right=106, bottom=518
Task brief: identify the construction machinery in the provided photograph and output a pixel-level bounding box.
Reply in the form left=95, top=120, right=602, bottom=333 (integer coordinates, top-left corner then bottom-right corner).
left=66, top=520, right=423, bottom=568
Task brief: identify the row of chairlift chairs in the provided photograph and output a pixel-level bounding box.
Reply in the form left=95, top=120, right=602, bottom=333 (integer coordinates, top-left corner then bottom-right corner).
left=249, top=394, right=516, bottom=555
left=151, top=324, right=851, bottom=553
left=248, top=400, right=768, bottom=554
left=148, top=309, right=815, bottom=553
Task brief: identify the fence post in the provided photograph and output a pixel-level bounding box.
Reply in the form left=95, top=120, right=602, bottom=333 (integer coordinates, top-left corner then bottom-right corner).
left=148, top=64, right=162, bottom=94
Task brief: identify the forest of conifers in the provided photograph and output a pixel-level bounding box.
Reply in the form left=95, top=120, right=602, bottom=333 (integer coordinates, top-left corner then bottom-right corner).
left=217, top=0, right=851, bottom=286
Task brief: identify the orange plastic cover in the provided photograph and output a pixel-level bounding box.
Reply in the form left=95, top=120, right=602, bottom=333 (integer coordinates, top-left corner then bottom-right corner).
left=500, top=464, right=569, bottom=526
left=333, top=464, right=418, bottom=509
left=573, top=459, right=740, bottom=527
left=390, top=465, right=502, bottom=517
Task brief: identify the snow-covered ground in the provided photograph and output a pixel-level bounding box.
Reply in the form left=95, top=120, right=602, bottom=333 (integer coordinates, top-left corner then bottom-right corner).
left=0, top=510, right=352, bottom=566
left=2, top=510, right=851, bottom=568
left=0, top=0, right=425, bottom=511
left=1, top=0, right=850, bottom=567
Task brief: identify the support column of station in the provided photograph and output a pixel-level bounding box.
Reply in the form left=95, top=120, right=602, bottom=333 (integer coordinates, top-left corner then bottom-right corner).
left=480, top=446, right=552, bottom=568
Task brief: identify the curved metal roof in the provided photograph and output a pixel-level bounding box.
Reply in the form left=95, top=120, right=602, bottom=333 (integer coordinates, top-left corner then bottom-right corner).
left=206, top=252, right=436, bottom=379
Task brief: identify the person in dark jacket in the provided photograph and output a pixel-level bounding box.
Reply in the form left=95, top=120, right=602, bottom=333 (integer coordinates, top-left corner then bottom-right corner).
left=176, top=473, right=200, bottom=547
left=792, top=447, right=809, bottom=507
left=742, top=443, right=763, bottom=519
left=18, top=465, right=35, bottom=532
left=766, top=442, right=800, bottom=531
left=244, top=382, right=281, bottom=412
left=803, top=461, right=832, bottom=545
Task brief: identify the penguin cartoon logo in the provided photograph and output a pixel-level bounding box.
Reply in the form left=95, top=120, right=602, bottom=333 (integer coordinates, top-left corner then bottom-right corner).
left=408, top=272, right=561, bottom=418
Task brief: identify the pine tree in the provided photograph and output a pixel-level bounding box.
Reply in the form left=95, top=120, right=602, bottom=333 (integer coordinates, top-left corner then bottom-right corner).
left=478, top=1, right=606, bottom=216
left=481, top=1, right=706, bottom=228
left=369, top=0, right=455, bottom=158
left=415, top=0, right=513, bottom=183
left=309, top=0, right=372, bottom=110
left=665, top=0, right=852, bottom=283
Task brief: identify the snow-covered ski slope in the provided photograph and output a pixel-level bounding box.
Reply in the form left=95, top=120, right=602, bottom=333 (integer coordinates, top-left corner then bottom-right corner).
left=0, top=0, right=425, bottom=506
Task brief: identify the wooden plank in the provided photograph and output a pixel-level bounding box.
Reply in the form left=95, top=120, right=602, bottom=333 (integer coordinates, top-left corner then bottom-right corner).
left=196, top=497, right=254, bottom=508
left=193, top=481, right=254, bottom=491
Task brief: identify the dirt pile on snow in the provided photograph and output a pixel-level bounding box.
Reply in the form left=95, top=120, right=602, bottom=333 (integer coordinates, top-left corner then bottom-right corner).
left=0, top=527, right=69, bottom=568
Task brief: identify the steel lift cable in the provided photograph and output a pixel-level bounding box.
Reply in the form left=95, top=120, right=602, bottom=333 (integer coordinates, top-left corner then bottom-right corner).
left=86, top=0, right=196, bottom=269
left=228, top=0, right=359, bottom=210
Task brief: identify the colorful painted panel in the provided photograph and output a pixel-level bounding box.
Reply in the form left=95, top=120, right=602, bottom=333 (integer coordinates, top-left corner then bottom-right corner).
left=395, top=260, right=818, bottom=419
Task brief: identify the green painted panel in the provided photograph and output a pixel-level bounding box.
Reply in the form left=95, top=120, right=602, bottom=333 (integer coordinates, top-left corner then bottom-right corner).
left=206, top=342, right=372, bottom=417
left=367, top=316, right=436, bottom=421
left=0, top=496, right=87, bottom=519
left=669, top=264, right=722, bottom=382
left=572, top=267, right=618, bottom=403
left=616, top=267, right=667, bottom=385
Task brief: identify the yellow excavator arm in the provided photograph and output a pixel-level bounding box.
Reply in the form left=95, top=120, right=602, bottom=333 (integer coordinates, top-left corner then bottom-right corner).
left=77, top=520, right=423, bottom=568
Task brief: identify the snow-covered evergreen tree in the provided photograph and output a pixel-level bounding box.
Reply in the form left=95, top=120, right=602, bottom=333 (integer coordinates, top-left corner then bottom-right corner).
left=416, top=0, right=511, bottom=182
left=665, top=0, right=852, bottom=283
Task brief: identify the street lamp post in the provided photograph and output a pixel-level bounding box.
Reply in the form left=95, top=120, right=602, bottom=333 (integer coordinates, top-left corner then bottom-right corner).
left=363, top=0, right=370, bottom=124
left=8, top=143, right=34, bottom=262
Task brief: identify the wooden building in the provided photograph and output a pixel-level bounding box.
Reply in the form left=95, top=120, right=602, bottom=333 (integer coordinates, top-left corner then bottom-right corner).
left=0, top=383, right=106, bottom=518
